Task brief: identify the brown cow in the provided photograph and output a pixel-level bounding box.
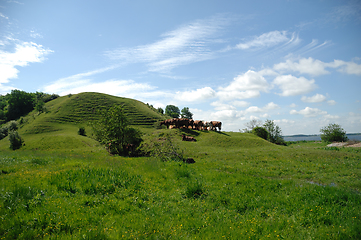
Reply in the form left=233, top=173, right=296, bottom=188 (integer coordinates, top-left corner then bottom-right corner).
left=210, top=121, right=222, bottom=131
left=182, top=134, right=196, bottom=142
left=193, top=120, right=203, bottom=130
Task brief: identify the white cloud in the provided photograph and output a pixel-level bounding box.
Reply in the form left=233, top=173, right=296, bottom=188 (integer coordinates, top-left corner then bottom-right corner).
left=232, top=100, right=250, bottom=108
left=274, top=57, right=329, bottom=76
left=274, top=57, right=361, bottom=76
left=217, top=70, right=270, bottom=101
left=30, top=30, right=43, bottom=39
left=210, top=101, right=236, bottom=111
left=246, top=106, right=263, bottom=113
left=236, top=30, right=289, bottom=49
left=0, top=41, right=53, bottom=85
left=43, top=65, right=119, bottom=94
left=290, top=107, right=327, bottom=117
left=175, top=87, right=216, bottom=102
left=273, top=75, right=317, bottom=96
left=245, top=102, right=279, bottom=114
left=210, top=109, right=244, bottom=121
left=301, top=94, right=327, bottom=103
left=330, top=60, right=361, bottom=75
left=264, top=102, right=280, bottom=110
left=56, top=79, right=156, bottom=98
left=327, top=100, right=337, bottom=105
left=105, top=15, right=230, bottom=72
left=0, top=13, right=9, bottom=20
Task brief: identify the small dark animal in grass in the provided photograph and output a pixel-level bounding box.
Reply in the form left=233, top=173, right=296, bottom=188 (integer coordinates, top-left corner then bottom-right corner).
left=183, top=158, right=196, bottom=164
left=182, top=134, right=196, bottom=142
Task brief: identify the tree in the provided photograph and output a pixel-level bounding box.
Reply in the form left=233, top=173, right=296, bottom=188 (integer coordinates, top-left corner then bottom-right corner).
left=263, top=119, right=285, bottom=145
left=6, top=90, right=35, bottom=120
left=157, top=107, right=164, bottom=115
left=242, top=119, right=263, bottom=132
left=35, top=100, right=45, bottom=113
left=165, top=105, right=180, bottom=118
left=320, top=123, right=348, bottom=143
left=252, top=126, right=269, bottom=140
left=91, top=105, right=143, bottom=156
left=181, top=107, right=193, bottom=119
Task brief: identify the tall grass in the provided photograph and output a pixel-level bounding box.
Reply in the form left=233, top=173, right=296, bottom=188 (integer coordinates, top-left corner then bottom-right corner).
left=1, top=139, right=360, bottom=239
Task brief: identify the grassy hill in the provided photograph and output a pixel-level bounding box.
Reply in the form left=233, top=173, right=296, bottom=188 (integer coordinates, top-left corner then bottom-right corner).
left=0, top=92, right=360, bottom=239
left=0, top=92, right=165, bottom=151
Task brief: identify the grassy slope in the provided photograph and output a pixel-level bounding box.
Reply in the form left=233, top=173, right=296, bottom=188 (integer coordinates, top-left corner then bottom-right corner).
left=0, top=92, right=361, bottom=239
left=0, top=92, right=164, bottom=151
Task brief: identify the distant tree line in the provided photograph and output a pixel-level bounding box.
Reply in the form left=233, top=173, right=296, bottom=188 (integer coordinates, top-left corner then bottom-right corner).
left=0, top=90, right=59, bottom=124
left=146, top=103, right=193, bottom=119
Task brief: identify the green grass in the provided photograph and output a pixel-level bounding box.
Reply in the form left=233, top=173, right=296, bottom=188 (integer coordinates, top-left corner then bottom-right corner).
left=0, top=92, right=360, bottom=239
left=1, top=132, right=361, bottom=239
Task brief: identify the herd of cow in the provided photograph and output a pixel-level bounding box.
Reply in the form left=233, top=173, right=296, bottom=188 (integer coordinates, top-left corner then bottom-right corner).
left=160, top=118, right=222, bottom=131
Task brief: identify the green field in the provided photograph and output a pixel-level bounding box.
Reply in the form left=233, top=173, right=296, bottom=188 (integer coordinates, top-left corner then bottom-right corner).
left=1, top=93, right=360, bottom=239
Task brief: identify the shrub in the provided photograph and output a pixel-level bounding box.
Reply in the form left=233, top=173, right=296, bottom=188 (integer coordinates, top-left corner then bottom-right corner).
left=78, top=126, right=86, bottom=136
left=9, top=131, right=24, bottom=150
left=90, top=105, right=143, bottom=156
left=252, top=126, right=269, bottom=140
left=320, top=123, right=348, bottom=143
left=8, top=120, right=18, bottom=131
left=0, top=126, right=8, bottom=140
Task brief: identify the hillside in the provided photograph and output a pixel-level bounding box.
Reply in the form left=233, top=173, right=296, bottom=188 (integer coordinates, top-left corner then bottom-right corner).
left=0, top=92, right=165, bottom=151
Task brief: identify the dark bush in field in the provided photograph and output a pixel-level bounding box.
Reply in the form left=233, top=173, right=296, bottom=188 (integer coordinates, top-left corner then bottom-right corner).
left=9, top=131, right=24, bottom=150
left=252, top=126, right=269, bottom=140
left=0, top=126, right=8, bottom=140
left=8, top=120, right=18, bottom=131
left=78, top=126, right=86, bottom=136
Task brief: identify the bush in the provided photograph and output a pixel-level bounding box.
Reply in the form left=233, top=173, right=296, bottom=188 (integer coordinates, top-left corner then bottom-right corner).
left=0, top=126, right=8, bottom=140
left=90, top=105, right=143, bottom=156
left=8, top=120, right=18, bottom=131
left=78, top=126, right=86, bottom=136
left=320, top=123, right=348, bottom=143
left=252, top=127, right=269, bottom=140
left=9, top=131, right=24, bottom=150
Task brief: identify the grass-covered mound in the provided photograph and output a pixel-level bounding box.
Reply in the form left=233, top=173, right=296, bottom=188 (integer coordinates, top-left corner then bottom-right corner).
left=0, top=92, right=164, bottom=151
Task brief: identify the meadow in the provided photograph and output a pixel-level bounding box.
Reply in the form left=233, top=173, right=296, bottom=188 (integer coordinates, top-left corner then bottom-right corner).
left=0, top=92, right=360, bottom=239
left=1, top=129, right=360, bottom=239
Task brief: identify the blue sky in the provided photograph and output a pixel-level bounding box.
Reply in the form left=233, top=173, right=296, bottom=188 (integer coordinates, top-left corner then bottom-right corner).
left=1, top=0, right=360, bottom=135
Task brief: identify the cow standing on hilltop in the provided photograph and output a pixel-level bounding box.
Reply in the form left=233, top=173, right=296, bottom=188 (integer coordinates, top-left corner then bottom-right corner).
left=160, top=118, right=222, bottom=131
left=210, top=121, right=222, bottom=131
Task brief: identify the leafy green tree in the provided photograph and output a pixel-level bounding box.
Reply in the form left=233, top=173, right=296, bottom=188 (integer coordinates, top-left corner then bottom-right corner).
left=181, top=107, right=193, bottom=119
left=35, top=100, right=45, bottom=113
left=91, top=105, right=143, bottom=156
left=6, top=90, right=35, bottom=120
left=165, top=105, right=180, bottom=118
left=252, top=126, right=269, bottom=140
left=157, top=107, right=164, bottom=115
left=263, top=119, right=285, bottom=145
left=320, top=123, right=348, bottom=143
